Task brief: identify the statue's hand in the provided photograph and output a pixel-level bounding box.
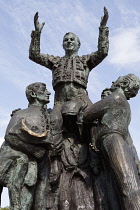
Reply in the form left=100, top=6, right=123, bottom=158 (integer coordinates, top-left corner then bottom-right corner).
left=34, top=12, right=45, bottom=33
left=100, top=7, right=109, bottom=27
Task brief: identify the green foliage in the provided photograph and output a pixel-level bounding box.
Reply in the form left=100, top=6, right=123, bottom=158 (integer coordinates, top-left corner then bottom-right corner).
left=0, top=207, right=9, bottom=210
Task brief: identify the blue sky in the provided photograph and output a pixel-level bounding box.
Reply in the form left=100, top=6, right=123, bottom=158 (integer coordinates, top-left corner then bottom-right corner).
left=1, top=0, right=140, bottom=207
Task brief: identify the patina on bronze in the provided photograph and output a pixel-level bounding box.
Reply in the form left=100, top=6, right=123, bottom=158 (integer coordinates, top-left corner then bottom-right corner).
left=83, top=74, right=140, bottom=209
left=0, top=83, right=52, bottom=210
left=1, top=7, right=140, bottom=210
left=29, top=7, right=109, bottom=138
left=29, top=10, right=109, bottom=209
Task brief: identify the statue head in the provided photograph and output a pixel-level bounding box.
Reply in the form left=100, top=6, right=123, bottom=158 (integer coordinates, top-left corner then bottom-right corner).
left=26, top=82, right=51, bottom=105
left=63, top=32, right=81, bottom=55
left=111, top=74, right=140, bottom=100
left=101, top=88, right=112, bottom=99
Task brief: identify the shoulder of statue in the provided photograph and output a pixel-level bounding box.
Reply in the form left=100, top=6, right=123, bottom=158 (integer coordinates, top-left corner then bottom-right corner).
left=81, top=54, right=89, bottom=59
left=10, top=108, right=28, bottom=119
left=80, top=54, right=92, bottom=63
left=10, top=108, right=22, bottom=117
left=11, top=107, right=38, bottom=120
left=111, top=90, right=126, bottom=103
left=47, top=54, right=61, bottom=64
left=78, top=54, right=90, bottom=61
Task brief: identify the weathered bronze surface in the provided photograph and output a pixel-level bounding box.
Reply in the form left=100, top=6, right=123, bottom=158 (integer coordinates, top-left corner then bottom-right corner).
left=84, top=74, right=140, bottom=209
left=1, top=7, right=140, bottom=210
left=28, top=7, right=109, bottom=210
left=0, top=83, right=52, bottom=209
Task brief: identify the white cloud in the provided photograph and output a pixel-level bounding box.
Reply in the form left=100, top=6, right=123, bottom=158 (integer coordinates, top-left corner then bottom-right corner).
left=107, top=3, right=140, bottom=71
left=0, top=109, right=10, bottom=142
left=88, top=71, right=106, bottom=102
left=0, top=109, right=10, bottom=128
left=109, top=27, right=140, bottom=68
left=1, top=187, right=9, bottom=208
left=0, top=137, right=4, bottom=146
left=117, top=3, right=140, bottom=28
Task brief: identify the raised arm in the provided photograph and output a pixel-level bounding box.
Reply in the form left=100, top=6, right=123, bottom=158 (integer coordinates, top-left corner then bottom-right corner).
left=87, top=7, right=109, bottom=70
left=29, top=12, right=53, bottom=70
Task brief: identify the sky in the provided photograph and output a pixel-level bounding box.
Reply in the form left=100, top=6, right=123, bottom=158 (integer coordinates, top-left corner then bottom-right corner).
left=1, top=0, right=140, bottom=207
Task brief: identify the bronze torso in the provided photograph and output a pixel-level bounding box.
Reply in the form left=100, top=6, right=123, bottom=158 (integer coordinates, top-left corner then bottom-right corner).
left=51, top=55, right=90, bottom=89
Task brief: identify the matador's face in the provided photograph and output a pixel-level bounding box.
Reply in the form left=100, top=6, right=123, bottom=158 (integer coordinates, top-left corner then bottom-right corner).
left=63, top=33, right=80, bottom=53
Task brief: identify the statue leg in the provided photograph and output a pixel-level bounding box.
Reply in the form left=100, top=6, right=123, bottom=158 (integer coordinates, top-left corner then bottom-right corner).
left=71, top=175, right=95, bottom=210
left=102, top=133, right=140, bottom=210
left=59, top=169, right=95, bottom=210
left=50, top=104, right=63, bottom=184
left=59, top=170, right=71, bottom=210
left=8, top=155, right=28, bottom=210
left=20, top=185, right=35, bottom=210
left=20, top=160, right=38, bottom=210
left=33, top=157, right=50, bottom=210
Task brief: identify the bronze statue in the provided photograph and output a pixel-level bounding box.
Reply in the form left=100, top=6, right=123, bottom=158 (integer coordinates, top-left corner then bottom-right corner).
left=1, top=6, right=140, bottom=210
left=0, top=82, right=51, bottom=210
left=1, top=76, right=139, bottom=210
left=29, top=9, right=109, bottom=193
left=29, top=7, right=109, bottom=135
left=84, top=74, right=140, bottom=210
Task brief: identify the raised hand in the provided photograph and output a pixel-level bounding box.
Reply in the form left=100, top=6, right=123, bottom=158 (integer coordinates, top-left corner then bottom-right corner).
left=34, top=12, right=45, bottom=32
left=100, top=7, right=109, bottom=27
